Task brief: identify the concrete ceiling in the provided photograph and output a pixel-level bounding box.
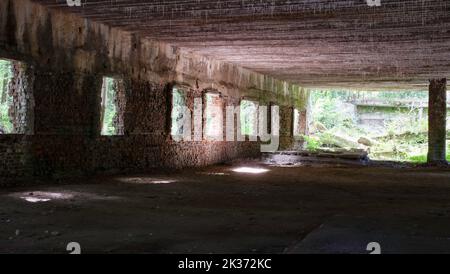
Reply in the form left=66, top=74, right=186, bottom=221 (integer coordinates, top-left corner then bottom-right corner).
left=33, top=0, right=450, bottom=91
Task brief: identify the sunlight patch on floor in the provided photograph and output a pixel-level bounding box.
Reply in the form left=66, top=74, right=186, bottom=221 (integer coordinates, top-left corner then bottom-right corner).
left=232, top=167, right=270, bottom=174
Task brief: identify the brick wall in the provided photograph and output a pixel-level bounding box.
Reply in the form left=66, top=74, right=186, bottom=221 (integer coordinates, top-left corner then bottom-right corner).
left=0, top=0, right=308, bottom=184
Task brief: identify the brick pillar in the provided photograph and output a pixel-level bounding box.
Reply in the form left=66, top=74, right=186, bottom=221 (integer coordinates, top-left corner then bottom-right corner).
left=279, top=106, right=294, bottom=150
left=428, top=78, right=447, bottom=164
left=297, top=110, right=308, bottom=149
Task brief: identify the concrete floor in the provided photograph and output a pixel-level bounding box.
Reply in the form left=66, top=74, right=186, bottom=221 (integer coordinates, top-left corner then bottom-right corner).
left=1, top=161, right=450, bottom=254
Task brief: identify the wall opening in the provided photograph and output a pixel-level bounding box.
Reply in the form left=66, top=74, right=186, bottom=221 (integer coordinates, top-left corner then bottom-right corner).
left=0, top=58, right=33, bottom=135
left=0, top=59, right=13, bottom=134
left=307, top=90, right=440, bottom=163
left=171, top=87, right=189, bottom=139
left=100, top=77, right=125, bottom=136
left=204, top=92, right=223, bottom=141
left=240, top=99, right=258, bottom=137
left=293, top=108, right=302, bottom=137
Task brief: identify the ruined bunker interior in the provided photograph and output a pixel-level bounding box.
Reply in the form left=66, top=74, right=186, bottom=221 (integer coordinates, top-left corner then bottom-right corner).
left=0, top=0, right=449, bottom=254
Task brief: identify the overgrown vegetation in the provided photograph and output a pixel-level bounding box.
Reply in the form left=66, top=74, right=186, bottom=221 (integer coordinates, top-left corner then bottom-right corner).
left=101, top=77, right=118, bottom=136
left=302, top=135, right=322, bottom=151
left=241, top=100, right=258, bottom=136
left=0, top=59, right=13, bottom=134
left=307, top=90, right=450, bottom=163
left=171, top=87, right=186, bottom=137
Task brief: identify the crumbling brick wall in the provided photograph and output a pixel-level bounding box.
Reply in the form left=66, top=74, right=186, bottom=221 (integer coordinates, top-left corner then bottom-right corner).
left=0, top=0, right=307, bottom=183
left=279, top=106, right=295, bottom=150
left=0, top=135, right=32, bottom=182
left=7, top=61, right=34, bottom=135
left=0, top=60, right=34, bottom=181
left=112, top=79, right=126, bottom=136
left=92, top=81, right=260, bottom=172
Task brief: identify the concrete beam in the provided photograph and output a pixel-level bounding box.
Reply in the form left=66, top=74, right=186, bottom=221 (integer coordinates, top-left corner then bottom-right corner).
left=428, top=78, right=447, bottom=165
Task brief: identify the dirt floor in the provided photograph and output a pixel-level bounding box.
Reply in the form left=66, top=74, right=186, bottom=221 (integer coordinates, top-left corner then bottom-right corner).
left=1, top=160, right=450, bottom=254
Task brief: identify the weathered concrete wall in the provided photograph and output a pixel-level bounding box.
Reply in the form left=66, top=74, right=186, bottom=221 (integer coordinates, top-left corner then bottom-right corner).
left=428, top=78, right=447, bottom=164
left=0, top=0, right=308, bottom=182
left=9, top=61, right=34, bottom=134
left=279, top=106, right=295, bottom=150
left=0, top=135, right=32, bottom=179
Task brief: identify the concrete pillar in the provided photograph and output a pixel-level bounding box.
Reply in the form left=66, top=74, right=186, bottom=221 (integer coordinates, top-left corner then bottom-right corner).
left=428, top=78, right=447, bottom=164
left=296, top=110, right=309, bottom=149
left=279, top=106, right=295, bottom=150
left=299, top=110, right=309, bottom=135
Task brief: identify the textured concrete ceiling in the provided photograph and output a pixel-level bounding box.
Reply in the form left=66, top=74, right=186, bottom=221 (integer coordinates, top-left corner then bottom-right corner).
left=33, top=0, right=450, bottom=90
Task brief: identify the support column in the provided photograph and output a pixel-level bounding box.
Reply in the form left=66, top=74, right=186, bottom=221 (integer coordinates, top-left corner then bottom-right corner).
left=279, top=106, right=295, bottom=150
left=428, top=78, right=447, bottom=164
left=297, top=110, right=309, bottom=149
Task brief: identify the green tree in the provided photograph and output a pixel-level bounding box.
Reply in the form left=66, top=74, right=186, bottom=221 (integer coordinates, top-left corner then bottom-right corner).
left=101, top=77, right=118, bottom=136
left=0, top=59, right=13, bottom=133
